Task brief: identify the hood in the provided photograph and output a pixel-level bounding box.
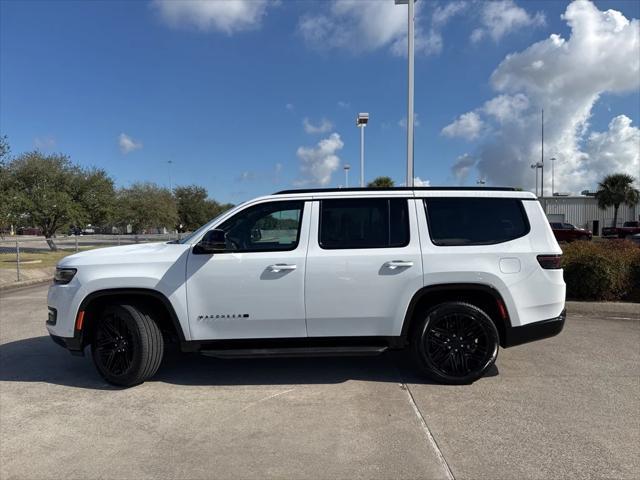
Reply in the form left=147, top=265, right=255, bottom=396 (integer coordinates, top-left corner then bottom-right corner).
left=57, top=242, right=190, bottom=267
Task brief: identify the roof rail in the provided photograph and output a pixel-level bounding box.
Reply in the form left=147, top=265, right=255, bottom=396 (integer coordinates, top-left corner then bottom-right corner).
left=274, top=186, right=517, bottom=195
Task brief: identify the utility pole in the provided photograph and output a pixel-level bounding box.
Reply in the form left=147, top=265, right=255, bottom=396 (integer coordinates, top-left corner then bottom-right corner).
left=541, top=109, right=544, bottom=197
left=395, top=0, right=416, bottom=187
left=551, top=157, right=557, bottom=196
left=344, top=164, right=350, bottom=188
left=168, top=160, right=173, bottom=192
left=356, top=113, right=369, bottom=187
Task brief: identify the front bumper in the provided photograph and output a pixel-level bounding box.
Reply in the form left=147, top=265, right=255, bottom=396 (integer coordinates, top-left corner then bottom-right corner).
left=503, top=309, right=566, bottom=347
left=49, top=333, right=84, bottom=355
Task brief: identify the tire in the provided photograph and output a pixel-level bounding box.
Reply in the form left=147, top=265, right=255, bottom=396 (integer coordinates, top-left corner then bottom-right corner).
left=411, top=301, right=499, bottom=385
left=91, top=303, right=164, bottom=387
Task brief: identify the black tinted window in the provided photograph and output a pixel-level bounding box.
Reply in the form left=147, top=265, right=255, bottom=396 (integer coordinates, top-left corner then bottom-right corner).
left=320, top=198, right=409, bottom=249
left=217, top=201, right=303, bottom=252
left=424, top=198, right=529, bottom=246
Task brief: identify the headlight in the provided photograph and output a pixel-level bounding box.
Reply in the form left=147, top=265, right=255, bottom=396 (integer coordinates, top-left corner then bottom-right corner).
left=54, top=268, right=77, bottom=284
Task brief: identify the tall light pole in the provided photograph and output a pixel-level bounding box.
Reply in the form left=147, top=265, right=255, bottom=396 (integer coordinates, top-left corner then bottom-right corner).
left=167, top=160, right=173, bottom=192
left=550, top=157, right=557, bottom=196
left=344, top=164, right=351, bottom=188
left=531, top=162, right=542, bottom=197
left=356, top=113, right=369, bottom=187
left=540, top=108, right=544, bottom=197
left=396, top=0, right=416, bottom=187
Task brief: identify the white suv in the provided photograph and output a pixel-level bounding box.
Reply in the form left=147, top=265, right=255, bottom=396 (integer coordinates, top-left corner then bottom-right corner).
left=47, top=187, right=566, bottom=387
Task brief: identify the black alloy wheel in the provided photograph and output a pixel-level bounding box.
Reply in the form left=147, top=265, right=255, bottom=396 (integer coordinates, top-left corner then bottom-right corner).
left=412, top=301, right=499, bottom=384
left=94, top=311, right=135, bottom=376
left=91, top=303, right=164, bottom=387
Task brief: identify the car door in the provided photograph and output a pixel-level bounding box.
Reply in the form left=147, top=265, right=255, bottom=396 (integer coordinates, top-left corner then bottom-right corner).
left=304, top=196, right=424, bottom=337
left=186, top=199, right=310, bottom=340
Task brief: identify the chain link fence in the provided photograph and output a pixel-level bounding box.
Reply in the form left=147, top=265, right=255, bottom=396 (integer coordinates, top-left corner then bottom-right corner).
left=0, top=234, right=182, bottom=282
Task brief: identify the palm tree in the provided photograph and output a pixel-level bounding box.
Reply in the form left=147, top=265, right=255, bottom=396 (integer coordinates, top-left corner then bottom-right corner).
left=367, top=176, right=395, bottom=188
left=595, top=173, right=640, bottom=227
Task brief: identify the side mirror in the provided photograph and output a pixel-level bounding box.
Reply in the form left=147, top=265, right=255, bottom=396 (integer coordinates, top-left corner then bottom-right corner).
left=251, top=227, right=262, bottom=242
left=195, top=229, right=227, bottom=254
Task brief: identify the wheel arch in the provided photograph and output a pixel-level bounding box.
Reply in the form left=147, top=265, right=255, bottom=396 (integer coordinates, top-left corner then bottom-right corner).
left=401, top=283, right=510, bottom=347
left=77, top=288, right=186, bottom=349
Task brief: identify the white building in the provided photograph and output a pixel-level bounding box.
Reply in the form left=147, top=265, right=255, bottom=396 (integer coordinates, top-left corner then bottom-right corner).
left=541, top=196, right=640, bottom=236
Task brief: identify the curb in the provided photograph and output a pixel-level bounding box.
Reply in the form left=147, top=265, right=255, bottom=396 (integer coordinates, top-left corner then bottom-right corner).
left=566, top=301, right=639, bottom=317
left=0, top=278, right=52, bottom=294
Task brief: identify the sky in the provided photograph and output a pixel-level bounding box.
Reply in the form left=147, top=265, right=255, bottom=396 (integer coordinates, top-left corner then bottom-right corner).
left=1, top=0, right=639, bottom=203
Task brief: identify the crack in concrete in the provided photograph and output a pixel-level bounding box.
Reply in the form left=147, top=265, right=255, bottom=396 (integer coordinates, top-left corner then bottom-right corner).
left=402, top=382, right=456, bottom=480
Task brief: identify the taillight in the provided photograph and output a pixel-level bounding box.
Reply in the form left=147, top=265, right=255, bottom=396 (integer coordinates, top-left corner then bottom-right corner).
left=537, top=254, right=562, bottom=269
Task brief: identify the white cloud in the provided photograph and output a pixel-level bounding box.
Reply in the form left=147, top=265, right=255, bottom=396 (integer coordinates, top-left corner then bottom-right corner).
left=482, top=93, right=529, bottom=123
left=285, top=103, right=294, bottom=111
left=451, top=153, right=476, bottom=182
left=303, top=117, right=334, bottom=134
left=152, top=0, right=275, bottom=34
left=432, top=1, right=467, bottom=27
left=295, top=133, right=344, bottom=186
left=471, top=0, right=545, bottom=43
left=236, top=171, right=256, bottom=182
left=118, top=133, right=142, bottom=154
left=337, top=101, right=350, bottom=109
left=34, top=135, right=56, bottom=151
left=441, top=111, right=484, bottom=140
left=445, top=1, right=640, bottom=193
left=413, top=177, right=431, bottom=187
left=398, top=113, right=421, bottom=129
left=298, top=0, right=461, bottom=57
left=582, top=115, right=640, bottom=187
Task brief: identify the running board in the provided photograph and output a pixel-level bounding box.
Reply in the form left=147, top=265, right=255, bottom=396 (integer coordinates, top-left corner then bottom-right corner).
left=200, top=345, right=388, bottom=359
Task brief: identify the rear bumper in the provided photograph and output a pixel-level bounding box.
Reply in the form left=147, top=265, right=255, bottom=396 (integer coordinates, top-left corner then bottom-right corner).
left=503, top=309, right=566, bottom=347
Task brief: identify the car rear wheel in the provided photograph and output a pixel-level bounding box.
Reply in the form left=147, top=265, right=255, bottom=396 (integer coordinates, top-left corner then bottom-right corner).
left=411, top=301, right=499, bottom=385
left=91, top=303, right=164, bottom=387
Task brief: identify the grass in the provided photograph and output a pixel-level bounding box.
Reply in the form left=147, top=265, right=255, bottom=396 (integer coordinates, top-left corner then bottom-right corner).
left=0, top=247, right=96, bottom=269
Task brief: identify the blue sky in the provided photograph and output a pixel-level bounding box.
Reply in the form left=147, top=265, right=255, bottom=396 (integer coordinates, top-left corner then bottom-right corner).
left=1, top=0, right=639, bottom=203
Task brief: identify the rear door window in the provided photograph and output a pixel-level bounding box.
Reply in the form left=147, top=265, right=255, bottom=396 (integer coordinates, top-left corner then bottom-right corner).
left=424, top=198, right=529, bottom=246
left=319, top=198, right=409, bottom=249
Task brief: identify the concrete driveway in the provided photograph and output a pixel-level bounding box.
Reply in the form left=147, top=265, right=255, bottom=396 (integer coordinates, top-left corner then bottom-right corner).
left=1, top=285, right=638, bottom=479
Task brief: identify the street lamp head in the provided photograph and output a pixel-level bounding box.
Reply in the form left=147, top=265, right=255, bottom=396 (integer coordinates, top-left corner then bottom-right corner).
left=343, top=164, right=351, bottom=171
left=356, top=113, right=369, bottom=127
left=394, top=0, right=417, bottom=4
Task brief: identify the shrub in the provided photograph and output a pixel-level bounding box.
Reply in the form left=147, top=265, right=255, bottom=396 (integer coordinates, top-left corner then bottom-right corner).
left=562, top=240, right=640, bottom=301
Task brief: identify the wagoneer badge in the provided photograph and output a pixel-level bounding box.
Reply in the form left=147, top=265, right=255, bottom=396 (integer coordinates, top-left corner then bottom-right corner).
left=197, top=314, right=250, bottom=320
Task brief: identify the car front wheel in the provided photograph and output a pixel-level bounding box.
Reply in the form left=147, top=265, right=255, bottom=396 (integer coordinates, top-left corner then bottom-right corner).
left=411, top=301, right=499, bottom=385
left=91, top=303, right=164, bottom=387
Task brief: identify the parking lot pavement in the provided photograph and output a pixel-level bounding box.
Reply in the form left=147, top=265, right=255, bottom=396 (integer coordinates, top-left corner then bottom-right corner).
left=1, top=285, right=638, bottom=480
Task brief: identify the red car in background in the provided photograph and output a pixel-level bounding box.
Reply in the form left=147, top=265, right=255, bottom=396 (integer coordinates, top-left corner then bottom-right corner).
left=602, top=221, right=640, bottom=238
left=550, top=222, right=592, bottom=242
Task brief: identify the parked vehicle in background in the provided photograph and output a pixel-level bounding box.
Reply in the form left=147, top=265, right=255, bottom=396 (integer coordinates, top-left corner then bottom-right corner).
left=550, top=222, right=592, bottom=242
left=47, top=187, right=566, bottom=387
left=17, top=227, right=43, bottom=236
left=602, top=221, right=640, bottom=238
left=630, top=233, right=640, bottom=246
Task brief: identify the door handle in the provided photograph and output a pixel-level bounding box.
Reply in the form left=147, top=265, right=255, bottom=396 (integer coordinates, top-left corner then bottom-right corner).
left=267, top=263, right=297, bottom=272
left=384, top=260, right=413, bottom=269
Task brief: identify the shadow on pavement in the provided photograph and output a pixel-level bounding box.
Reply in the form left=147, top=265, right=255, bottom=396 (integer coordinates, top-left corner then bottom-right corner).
left=0, top=335, right=497, bottom=390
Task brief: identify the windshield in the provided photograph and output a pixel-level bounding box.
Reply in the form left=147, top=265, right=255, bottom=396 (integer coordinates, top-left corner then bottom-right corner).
left=174, top=211, right=228, bottom=244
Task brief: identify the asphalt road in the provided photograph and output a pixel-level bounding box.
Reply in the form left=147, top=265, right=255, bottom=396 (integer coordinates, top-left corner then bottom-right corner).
left=1, top=285, right=638, bottom=480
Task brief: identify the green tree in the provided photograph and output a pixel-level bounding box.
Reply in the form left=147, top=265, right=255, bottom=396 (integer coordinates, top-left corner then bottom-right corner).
left=8, top=151, right=115, bottom=248
left=595, top=173, right=640, bottom=227
left=71, top=168, right=117, bottom=230
left=367, top=176, right=395, bottom=188
left=205, top=199, right=234, bottom=221
left=174, top=185, right=212, bottom=231
left=0, top=136, right=13, bottom=234
left=116, top=182, right=178, bottom=234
